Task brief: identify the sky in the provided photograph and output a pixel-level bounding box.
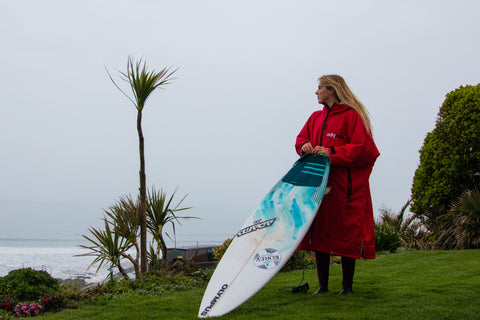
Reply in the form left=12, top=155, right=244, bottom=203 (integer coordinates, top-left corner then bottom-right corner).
left=1, top=0, right=479, bottom=245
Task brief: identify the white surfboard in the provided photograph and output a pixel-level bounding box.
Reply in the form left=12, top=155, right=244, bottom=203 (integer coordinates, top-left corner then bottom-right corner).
left=198, top=154, right=330, bottom=318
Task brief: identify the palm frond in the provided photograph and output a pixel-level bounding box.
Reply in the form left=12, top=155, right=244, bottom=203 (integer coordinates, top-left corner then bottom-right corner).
left=106, top=57, right=178, bottom=111
left=76, top=219, right=130, bottom=273
left=145, top=187, right=197, bottom=259
left=105, top=65, right=137, bottom=107
left=104, top=194, right=141, bottom=243
left=436, top=186, right=480, bottom=249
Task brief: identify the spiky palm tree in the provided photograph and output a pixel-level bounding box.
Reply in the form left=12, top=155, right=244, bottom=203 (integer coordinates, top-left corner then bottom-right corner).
left=104, top=195, right=141, bottom=279
left=146, top=188, right=197, bottom=265
left=435, top=187, right=480, bottom=249
left=375, top=199, right=431, bottom=252
left=107, top=57, right=177, bottom=274
left=77, top=219, right=131, bottom=280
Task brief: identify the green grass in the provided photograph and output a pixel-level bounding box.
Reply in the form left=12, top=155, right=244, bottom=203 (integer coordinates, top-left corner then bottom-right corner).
left=39, top=250, right=480, bottom=320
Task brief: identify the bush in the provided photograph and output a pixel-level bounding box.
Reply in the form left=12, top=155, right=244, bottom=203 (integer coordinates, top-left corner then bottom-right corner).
left=374, top=201, right=433, bottom=252
left=0, top=268, right=59, bottom=301
left=212, top=238, right=233, bottom=261
left=40, top=295, right=65, bottom=312
left=0, top=308, right=15, bottom=319
left=281, top=251, right=315, bottom=272
left=0, top=295, right=15, bottom=313
left=13, top=302, right=42, bottom=317
left=57, top=281, right=91, bottom=305
left=411, top=84, right=480, bottom=230
left=435, top=186, right=480, bottom=249
left=374, top=222, right=401, bottom=253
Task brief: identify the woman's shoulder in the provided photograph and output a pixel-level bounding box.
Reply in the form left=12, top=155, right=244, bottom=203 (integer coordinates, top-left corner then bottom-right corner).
left=334, top=104, right=361, bottom=118
left=308, top=108, right=327, bottom=119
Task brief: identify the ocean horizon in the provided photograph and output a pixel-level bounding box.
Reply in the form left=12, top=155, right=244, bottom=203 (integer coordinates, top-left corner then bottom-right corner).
left=0, top=200, right=246, bottom=282
left=0, top=235, right=227, bottom=284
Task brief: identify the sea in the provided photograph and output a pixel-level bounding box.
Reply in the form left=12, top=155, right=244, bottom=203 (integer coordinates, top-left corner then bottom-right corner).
left=0, top=239, right=110, bottom=284
left=0, top=201, right=238, bottom=284
left=0, top=236, right=225, bottom=284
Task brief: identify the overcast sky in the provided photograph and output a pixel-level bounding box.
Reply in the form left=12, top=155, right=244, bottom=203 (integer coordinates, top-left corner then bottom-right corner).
left=1, top=0, right=479, bottom=244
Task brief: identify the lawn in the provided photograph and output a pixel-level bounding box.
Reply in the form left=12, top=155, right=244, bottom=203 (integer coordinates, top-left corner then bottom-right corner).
left=39, top=250, right=480, bottom=319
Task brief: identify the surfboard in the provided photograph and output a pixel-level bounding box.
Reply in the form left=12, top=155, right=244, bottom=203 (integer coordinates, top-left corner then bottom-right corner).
left=198, top=153, right=330, bottom=318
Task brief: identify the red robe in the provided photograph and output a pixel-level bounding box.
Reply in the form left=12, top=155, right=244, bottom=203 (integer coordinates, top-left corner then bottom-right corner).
left=296, top=103, right=380, bottom=259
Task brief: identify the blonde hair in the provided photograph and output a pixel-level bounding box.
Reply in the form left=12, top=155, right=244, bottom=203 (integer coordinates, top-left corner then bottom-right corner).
left=319, top=74, right=372, bottom=134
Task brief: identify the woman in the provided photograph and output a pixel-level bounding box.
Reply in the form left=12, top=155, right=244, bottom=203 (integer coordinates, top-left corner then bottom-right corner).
left=296, top=75, right=379, bottom=295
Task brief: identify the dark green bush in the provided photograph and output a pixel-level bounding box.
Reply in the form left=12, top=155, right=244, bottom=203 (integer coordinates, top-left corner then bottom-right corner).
left=435, top=186, right=480, bottom=249
left=411, top=84, right=480, bottom=231
left=0, top=268, right=59, bottom=301
left=374, top=222, right=401, bottom=253
left=40, top=295, right=65, bottom=312
left=0, top=294, right=15, bottom=312
left=56, top=281, right=93, bottom=308
left=281, top=250, right=315, bottom=272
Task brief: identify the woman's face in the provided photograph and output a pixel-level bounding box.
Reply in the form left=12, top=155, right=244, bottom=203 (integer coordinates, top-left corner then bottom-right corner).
left=315, top=82, right=335, bottom=105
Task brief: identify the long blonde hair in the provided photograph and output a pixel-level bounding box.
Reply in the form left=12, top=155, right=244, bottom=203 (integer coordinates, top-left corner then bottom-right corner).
left=319, top=74, right=372, bottom=134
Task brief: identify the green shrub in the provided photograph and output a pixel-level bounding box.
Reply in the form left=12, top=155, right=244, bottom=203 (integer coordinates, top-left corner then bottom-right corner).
left=411, top=84, right=480, bottom=230
left=57, top=281, right=91, bottom=302
left=435, top=186, right=480, bottom=249
left=0, top=294, right=15, bottom=313
left=83, top=271, right=213, bottom=300
left=55, top=281, right=94, bottom=309
left=374, top=222, right=401, bottom=253
left=281, top=251, right=315, bottom=272
left=191, top=268, right=214, bottom=283
left=0, top=268, right=59, bottom=301
left=212, top=238, right=233, bottom=261
left=0, top=308, right=15, bottom=319
left=374, top=201, right=433, bottom=252
left=40, top=295, right=65, bottom=312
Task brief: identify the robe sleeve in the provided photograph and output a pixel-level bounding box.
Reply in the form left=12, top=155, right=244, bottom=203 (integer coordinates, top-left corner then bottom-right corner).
left=329, top=112, right=379, bottom=168
left=295, top=114, right=314, bottom=156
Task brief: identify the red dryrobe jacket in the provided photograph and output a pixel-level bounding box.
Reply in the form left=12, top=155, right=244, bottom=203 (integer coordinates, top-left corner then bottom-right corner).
left=296, top=103, right=380, bottom=259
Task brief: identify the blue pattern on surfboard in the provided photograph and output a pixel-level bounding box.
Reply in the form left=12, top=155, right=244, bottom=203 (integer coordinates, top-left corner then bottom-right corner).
left=250, top=181, right=320, bottom=251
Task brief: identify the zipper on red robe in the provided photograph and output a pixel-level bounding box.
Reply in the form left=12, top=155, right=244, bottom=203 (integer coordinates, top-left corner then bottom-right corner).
left=309, top=105, right=332, bottom=246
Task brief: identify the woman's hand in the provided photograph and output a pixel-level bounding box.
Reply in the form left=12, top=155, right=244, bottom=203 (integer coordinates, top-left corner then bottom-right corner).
left=313, top=146, right=330, bottom=158
left=301, top=142, right=314, bottom=154
left=302, top=143, right=330, bottom=158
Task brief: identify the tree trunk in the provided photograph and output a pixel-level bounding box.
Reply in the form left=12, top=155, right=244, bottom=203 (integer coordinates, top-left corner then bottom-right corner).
left=137, top=109, right=148, bottom=275
left=160, top=235, right=168, bottom=261
left=122, top=250, right=140, bottom=280
left=116, top=261, right=130, bottom=281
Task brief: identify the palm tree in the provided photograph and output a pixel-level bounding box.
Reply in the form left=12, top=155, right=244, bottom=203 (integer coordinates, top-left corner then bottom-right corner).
left=107, top=57, right=177, bottom=274
left=77, top=219, right=131, bottom=280
left=375, top=199, right=431, bottom=252
left=146, top=188, right=197, bottom=265
left=435, top=187, right=480, bottom=249
left=104, top=195, right=141, bottom=279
